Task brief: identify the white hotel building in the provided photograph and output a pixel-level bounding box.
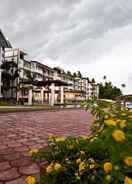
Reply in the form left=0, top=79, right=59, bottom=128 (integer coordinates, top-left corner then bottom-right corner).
left=0, top=29, right=99, bottom=105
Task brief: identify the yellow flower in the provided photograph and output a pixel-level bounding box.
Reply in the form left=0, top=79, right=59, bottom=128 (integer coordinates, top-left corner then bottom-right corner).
left=26, top=176, right=36, bottom=184
left=90, top=137, right=98, bottom=142
left=87, top=134, right=94, bottom=139
left=48, top=134, right=56, bottom=139
left=104, top=115, right=109, bottom=119
left=124, top=156, right=132, bottom=166
left=121, top=113, right=126, bottom=116
left=128, top=115, right=132, bottom=119
left=76, top=158, right=81, bottom=164
left=120, top=120, right=127, bottom=128
left=29, top=148, right=39, bottom=156
left=124, top=176, right=132, bottom=184
left=55, top=137, right=65, bottom=142
left=54, top=163, right=62, bottom=172
left=116, top=119, right=121, bottom=123
left=112, top=130, right=125, bottom=142
left=89, top=164, right=95, bottom=169
left=88, top=158, right=95, bottom=164
left=104, top=162, right=113, bottom=173
left=46, top=164, right=53, bottom=174
left=79, top=161, right=86, bottom=172
left=80, top=135, right=88, bottom=140
left=104, top=119, right=117, bottom=126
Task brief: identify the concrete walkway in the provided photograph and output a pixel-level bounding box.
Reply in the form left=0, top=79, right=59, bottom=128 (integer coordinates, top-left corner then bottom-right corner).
left=0, top=109, right=93, bottom=183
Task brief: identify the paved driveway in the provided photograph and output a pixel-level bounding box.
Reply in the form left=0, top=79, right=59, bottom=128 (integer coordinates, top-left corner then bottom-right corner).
left=0, top=109, right=93, bottom=183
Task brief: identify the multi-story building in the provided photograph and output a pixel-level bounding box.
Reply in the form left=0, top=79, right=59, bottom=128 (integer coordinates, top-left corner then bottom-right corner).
left=0, top=29, right=99, bottom=105
left=52, top=67, right=99, bottom=102
left=0, top=29, right=12, bottom=99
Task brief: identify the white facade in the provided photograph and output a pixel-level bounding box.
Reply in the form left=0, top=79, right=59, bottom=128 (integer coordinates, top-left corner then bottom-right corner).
left=1, top=48, right=99, bottom=103
left=0, top=47, right=5, bottom=98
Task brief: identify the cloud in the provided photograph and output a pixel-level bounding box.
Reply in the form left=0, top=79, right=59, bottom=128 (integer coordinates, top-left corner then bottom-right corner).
left=0, top=0, right=132, bottom=93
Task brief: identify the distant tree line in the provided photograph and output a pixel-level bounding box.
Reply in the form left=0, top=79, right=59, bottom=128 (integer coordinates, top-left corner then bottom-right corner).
left=99, top=82, right=122, bottom=100
left=98, top=76, right=125, bottom=100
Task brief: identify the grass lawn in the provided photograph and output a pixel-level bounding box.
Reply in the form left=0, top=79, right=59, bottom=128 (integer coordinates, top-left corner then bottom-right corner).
left=0, top=105, right=55, bottom=113
left=0, top=104, right=80, bottom=113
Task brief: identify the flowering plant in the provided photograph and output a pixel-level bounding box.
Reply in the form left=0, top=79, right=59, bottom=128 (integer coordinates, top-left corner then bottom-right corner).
left=28, top=100, right=132, bottom=184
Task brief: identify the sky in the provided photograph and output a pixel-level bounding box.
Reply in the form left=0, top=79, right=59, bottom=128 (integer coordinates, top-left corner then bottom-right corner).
left=0, top=0, right=132, bottom=94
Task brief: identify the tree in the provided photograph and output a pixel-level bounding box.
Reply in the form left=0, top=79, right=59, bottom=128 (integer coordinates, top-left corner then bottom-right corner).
left=87, top=77, right=90, bottom=83
left=91, top=78, right=95, bottom=83
left=77, top=71, right=82, bottom=78
left=67, top=71, right=72, bottom=76
left=99, top=82, right=122, bottom=100
left=103, top=75, right=107, bottom=80
left=73, top=72, right=77, bottom=78
left=67, top=70, right=73, bottom=79
left=121, top=84, right=126, bottom=88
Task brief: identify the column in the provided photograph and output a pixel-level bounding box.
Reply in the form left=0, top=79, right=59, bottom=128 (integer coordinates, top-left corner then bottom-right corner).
left=41, top=87, right=44, bottom=104
left=0, top=69, right=2, bottom=98
left=17, top=90, right=20, bottom=103
left=50, top=83, right=55, bottom=106
left=28, top=88, right=32, bottom=105
left=60, top=86, right=64, bottom=104
left=48, top=93, right=50, bottom=104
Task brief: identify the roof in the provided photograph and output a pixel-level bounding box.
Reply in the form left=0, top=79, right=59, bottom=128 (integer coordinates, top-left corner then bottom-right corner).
left=53, top=67, right=64, bottom=71
left=0, top=29, right=12, bottom=48
left=31, top=60, right=53, bottom=71
left=37, top=80, right=70, bottom=86
left=19, top=49, right=27, bottom=55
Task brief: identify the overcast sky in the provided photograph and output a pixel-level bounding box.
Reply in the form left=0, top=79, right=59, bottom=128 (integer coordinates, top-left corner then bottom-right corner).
left=0, top=0, right=132, bottom=94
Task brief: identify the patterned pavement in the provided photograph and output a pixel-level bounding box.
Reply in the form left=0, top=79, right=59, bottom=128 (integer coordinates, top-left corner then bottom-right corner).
left=0, top=109, right=93, bottom=183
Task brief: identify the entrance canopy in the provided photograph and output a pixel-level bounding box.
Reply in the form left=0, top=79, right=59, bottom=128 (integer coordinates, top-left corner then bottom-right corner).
left=37, top=80, right=71, bottom=87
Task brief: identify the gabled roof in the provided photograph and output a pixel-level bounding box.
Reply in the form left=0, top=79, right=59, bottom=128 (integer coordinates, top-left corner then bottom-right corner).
left=0, top=29, right=12, bottom=48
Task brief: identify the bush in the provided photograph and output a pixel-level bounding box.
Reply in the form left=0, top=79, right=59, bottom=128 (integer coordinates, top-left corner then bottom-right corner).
left=0, top=99, right=10, bottom=106
left=28, top=100, right=132, bottom=184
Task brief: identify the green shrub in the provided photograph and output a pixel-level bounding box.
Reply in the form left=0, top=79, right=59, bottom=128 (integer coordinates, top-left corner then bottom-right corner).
left=0, top=100, right=10, bottom=106
left=28, top=101, right=132, bottom=184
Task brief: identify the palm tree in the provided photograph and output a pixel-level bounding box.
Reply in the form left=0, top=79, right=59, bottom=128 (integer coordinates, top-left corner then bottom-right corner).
left=121, top=84, right=126, bottom=88
left=91, top=78, right=95, bottom=83
left=103, top=75, right=107, bottom=85
left=87, top=77, right=90, bottom=83
left=73, top=72, right=77, bottom=78
left=67, top=70, right=72, bottom=76
left=103, top=75, right=107, bottom=80
left=77, top=71, right=82, bottom=78
left=120, top=84, right=126, bottom=107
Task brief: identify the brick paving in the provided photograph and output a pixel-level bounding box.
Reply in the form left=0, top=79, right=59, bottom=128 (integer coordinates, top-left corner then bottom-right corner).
left=0, top=109, right=93, bottom=183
